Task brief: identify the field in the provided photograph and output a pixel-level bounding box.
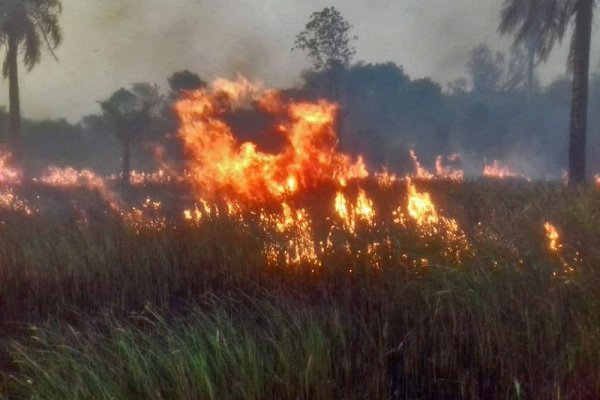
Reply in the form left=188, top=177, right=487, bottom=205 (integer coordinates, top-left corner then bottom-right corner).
left=0, top=177, right=599, bottom=400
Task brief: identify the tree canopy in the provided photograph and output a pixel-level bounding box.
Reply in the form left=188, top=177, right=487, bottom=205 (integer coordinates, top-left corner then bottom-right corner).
left=292, top=6, right=357, bottom=71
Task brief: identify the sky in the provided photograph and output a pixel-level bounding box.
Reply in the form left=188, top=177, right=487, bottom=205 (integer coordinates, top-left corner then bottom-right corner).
left=0, top=0, right=597, bottom=122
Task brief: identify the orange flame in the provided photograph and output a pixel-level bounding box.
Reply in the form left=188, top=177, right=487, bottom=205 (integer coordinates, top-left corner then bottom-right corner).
left=37, top=167, right=123, bottom=212
left=334, top=189, right=375, bottom=234
left=175, top=77, right=367, bottom=203
left=409, top=149, right=434, bottom=180
left=483, top=160, right=527, bottom=180
left=0, top=149, right=22, bottom=185
left=409, top=150, right=464, bottom=181
left=435, top=155, right=464, bottom=181
left=544, top=222, right=561, bottom=253
left=406, top=179, right=438, bottom=226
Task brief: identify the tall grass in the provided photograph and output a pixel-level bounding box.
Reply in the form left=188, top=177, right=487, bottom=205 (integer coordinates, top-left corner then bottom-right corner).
left=1, top=180, right=599, bottom=399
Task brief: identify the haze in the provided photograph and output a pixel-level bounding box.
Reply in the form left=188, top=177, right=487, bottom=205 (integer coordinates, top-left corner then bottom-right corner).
left=0, top=0, right=597, bottom=122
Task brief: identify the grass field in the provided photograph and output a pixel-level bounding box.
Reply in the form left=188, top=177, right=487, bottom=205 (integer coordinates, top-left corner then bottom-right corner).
left=0, top=178, right=599, bottom=399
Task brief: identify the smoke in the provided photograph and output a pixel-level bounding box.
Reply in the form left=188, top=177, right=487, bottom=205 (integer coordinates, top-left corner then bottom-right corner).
left=1, top=0, right=590, bottom=123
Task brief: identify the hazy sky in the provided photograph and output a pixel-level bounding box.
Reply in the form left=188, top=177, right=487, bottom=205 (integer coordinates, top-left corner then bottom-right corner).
left=0, top=0, right=597, bottom=122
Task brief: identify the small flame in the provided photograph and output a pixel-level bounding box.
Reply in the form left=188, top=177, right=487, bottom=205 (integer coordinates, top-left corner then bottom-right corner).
left=483, top=160, right=527, bottom=180
left=406, top=179, right=438, bottom=226
left=544, top=222, right=561, bottom=253
left=0, top=149, right=22, bottom=185
left=409, top=150, right=463, bottom=181
left=37, top=167, right=123, bottom=213
left=409, top=149, right=434, bottom=180
left=334, top=189, right=375, bottom=234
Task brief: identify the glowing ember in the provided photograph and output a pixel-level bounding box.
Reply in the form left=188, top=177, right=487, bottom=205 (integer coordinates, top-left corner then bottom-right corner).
left=38, top=167, right=103, bottom=187
left=129, top=170, right=175, bottom=186
left=123, top=198, right=168, bottom=233
left=175, top=77, right=367, bottom=203
left=0, top=188, right=35, bottom=215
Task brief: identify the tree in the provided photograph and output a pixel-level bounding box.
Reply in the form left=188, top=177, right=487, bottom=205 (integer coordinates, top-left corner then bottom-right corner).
left=499, top=0, right=595, bottom=184
left=293, top=7, right=358, bottom=146
left=168, top=70, right=206, bottom=96
left=0, top=0, right=63, bottom=161
left=292, top=6, right=357, bottom=72
left=468, top=44, right=506, bottom=94
left=100, top=83, right=163, bottom=186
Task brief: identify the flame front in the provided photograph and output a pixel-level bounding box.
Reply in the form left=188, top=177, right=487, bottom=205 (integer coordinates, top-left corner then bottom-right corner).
left=175, top=77, right=367, bottom=203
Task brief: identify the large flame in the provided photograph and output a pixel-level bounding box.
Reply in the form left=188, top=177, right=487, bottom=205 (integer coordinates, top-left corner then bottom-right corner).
left=175, top=77, right=367, bottom=203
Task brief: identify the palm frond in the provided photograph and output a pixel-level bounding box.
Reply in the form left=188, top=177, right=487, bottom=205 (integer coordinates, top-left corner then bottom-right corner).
left=22, top=18, right=42, bottom=70
left=498, top=0, right=578, bottom=63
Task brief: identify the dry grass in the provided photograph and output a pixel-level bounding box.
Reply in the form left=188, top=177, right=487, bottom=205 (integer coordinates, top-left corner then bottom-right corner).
left=0, top=179, right=599, bottom=399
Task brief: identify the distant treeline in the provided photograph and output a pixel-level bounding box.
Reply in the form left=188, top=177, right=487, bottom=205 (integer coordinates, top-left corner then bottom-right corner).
left=1, top=43, right=598, bottom=179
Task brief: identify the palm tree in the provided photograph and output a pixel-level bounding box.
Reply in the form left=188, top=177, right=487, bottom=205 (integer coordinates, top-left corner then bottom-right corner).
left=100, top=83, right=163, bottom=186
left=0, top=0, right=63, bottom=160
left=499, top=0, right=595, bottom=184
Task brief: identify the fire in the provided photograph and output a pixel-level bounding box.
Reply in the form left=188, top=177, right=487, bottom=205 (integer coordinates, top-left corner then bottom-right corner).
left=409, top=150, right=464, bottom=181
left=483, top=160, right=526, bottom=180
left=0, top=188, right=35, bottom=215
left=594, top=175, right=599, bottom=186
left=544, top=222, right=561, bottom=252
left=0, top=149, right=22, bottom=184
left=334, top=189, right=375, bottom=234
left=398, top=179, right=471, bottom=263
left=36, top=167, right=123, bottom=212
left=544, top=221, right=579, bottom=276
left=123, top=197, right=168, bottom=233
left=175, top=77, right=367, bottom=203
left=374, top=168, right=397, bottom=188
left=406, top=179, right=438, bottom=226
left=261, top=203, right=319, bottom=268
left=435, top=155, right=464, bottom=181
left=409, top=149, right=434, bottom=180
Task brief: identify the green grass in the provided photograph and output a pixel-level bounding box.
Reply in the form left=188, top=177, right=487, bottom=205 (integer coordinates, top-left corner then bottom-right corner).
left=1, top=180, right=599, bottom=399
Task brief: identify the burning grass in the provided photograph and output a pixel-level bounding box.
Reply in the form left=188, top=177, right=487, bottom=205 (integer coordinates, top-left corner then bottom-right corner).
left=0, top=179, right=599, bottom=399
left=0, top=77, right=600, bottom=398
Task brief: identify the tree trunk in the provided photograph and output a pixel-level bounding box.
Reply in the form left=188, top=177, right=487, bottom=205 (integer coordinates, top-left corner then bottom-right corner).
left=568, top=0, right=593, bottom=184
left=122, top=138, right=131, bottom=187
left=7, top=35, right=22, bottom=160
